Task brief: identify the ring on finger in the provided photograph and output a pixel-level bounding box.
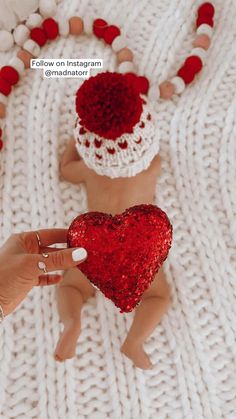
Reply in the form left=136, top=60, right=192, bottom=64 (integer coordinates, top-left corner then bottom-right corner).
left=35, top=231, right=42, bottom=247
left=38, top=253, right=49, bottom=273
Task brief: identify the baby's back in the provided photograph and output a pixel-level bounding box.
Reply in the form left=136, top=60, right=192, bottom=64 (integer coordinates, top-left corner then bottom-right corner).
left=85, top=155, right=161, bottom=215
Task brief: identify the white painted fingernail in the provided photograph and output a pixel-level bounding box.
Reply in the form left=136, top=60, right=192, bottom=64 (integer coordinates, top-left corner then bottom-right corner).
left=72, top=248, right=87, bottom=261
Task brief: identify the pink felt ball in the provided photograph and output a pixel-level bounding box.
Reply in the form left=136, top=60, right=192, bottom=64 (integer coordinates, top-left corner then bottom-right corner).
left=193, top=34, right=211, bottom=50
left=159, top=81, right=175, bottom=99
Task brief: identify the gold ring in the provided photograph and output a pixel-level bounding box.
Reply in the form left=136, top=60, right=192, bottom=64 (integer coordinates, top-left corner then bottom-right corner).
left=35, top=231, right=42, bottom=247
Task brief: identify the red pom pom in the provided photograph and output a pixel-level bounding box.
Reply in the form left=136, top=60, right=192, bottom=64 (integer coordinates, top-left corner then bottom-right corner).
left=93, top=18, right=108, bottom=38
left=196, top=16, right=214, bottom=27
left=43, top=18, right=59, bottom=40
left=30, top=27, right=47, bottom=46
left=198, top=3, right=215, bottom=18
left=103, top=25, right=120, bottom=45
left=1, top=66, right=19, bottom=85
left=0, top=139, right=3, bottom=151
left=76, top=72, right=143, bottom=140
left=184, top=56, right=203, bottom=74
left=177, top=66, right=196, bottom=84
left=0, top=77, right=12, bottom=96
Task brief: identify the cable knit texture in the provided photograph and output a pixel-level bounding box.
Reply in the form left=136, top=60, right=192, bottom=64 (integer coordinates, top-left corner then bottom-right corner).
left=0, top=0, right=236, bottom=418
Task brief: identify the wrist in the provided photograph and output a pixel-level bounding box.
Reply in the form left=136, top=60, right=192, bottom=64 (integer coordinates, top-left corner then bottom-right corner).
left=0, top=304, right=4, bottom=322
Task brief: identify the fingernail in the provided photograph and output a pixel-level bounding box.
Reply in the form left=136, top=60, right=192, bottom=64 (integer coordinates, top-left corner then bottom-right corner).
left=72, top=247, right=87, bottom=261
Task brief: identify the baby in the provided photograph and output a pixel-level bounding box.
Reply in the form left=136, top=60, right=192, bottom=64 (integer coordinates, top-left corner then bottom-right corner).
left=54, top=72, right=171, bottom=370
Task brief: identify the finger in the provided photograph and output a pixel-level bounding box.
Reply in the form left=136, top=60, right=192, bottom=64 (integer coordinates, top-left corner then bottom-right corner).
left=18, top=229, right=68, bottom=254
left=35, top=229, right=68, bottom=247
left=40, top=246, right=67, bottom=254
left=33, top=247, right=87, bottom=275
left=38, top=274, right=62, bottom=286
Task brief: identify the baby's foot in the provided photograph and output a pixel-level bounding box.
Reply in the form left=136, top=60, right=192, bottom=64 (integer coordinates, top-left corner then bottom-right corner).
left=121, top=340, right=153, bottom=370
left=54, top=319, right=81, bottom=362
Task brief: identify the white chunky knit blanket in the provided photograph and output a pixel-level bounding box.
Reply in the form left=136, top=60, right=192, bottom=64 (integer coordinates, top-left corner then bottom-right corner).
left=0, top=0, right=236, bottom=418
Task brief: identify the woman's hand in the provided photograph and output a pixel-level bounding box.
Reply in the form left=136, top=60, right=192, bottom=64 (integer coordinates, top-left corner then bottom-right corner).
left=0, top=229, right=87, bottom=317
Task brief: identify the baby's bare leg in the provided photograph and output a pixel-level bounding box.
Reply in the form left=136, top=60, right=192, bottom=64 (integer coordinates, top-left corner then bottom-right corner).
left=54, top=268, right=95, bottom=362
left=121, top=267, right=170, bottom=370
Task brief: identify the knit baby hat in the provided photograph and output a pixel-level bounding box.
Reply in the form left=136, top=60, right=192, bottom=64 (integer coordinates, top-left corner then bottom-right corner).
left=74, top=72, right=159, bottom=178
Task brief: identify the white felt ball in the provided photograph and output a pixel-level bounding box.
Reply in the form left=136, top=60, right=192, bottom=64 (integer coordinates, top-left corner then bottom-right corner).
left=171, top=76, right=185, bottom=94
left=13, top=25, right=30, bottom=46
left=0, top=93, right=8, bottom=106
left=83, top=15, right=93, bottom=35
left=118, top=61, right=135, bottom=73
left=39, top=0, right=57, bottom=18
left=9, top=57, right=25, bottom=75
left=23, top=39, right=41, bottom=57
left=112, top=35, right=127, bottom=52
left=191, top=47, right=207, bottom=62
left=196, top=24, right=213, bottom=39
left=58, top=17, right=70, bottom=37
left=148, top=84, right=160, bottom=101
left=0, top=30, right=14, bottom=51
left=26, top=13, right=43, bottom=29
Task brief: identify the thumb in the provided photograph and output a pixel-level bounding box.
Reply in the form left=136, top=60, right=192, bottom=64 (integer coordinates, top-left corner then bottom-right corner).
left=41, top=247, right=87, bottom=272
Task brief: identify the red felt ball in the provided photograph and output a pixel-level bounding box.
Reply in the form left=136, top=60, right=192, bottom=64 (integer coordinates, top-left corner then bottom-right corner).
left=0, top=139, right=3, bottom=151
left=0, top=77, right=12, bottom=96
left=93, top=18, right=108, bottom=38
left=103, top=25, right=120, bottom=45
left=76, top=72, right=143, bottom=140
left=124, top=73, right=149, bottom=95
left=30, top=27, right=47, bottom=46
left=124, top=72, right=138, bottom=85
left=136, top=76, right=149, bottom=95
left=1, top=66, right=19, bottom=86
left=196, top=16, right=214, bottom=27
left=43, top=18, right=59, bottom=40
left=185, top=56, right=203, bottom=73
left=177, top=66, right=196, bottom=84
left=198, top=2, right=215, bottom=18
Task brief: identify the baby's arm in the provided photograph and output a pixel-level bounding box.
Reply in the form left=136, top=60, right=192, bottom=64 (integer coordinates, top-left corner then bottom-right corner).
left=60, top=138, right=89, bottom=185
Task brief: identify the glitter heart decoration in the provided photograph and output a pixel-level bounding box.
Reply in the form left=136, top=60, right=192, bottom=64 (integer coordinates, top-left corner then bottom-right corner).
left=67, top=204, right=172, bottom=313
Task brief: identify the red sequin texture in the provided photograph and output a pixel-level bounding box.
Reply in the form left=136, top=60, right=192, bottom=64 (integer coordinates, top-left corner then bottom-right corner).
left=67, top=204, right=173, bottom=313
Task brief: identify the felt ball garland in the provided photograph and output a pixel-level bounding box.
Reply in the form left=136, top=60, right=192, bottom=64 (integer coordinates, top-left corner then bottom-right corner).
left=0, top=2, right=215, bottom=152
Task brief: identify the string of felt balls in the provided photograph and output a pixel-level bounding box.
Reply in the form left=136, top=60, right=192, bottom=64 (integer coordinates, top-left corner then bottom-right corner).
left=0, top=2, right=215, bottom=152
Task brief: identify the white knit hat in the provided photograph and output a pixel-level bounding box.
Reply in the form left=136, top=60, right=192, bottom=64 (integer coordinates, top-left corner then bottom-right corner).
left=74, top=72, right=159, bottom=178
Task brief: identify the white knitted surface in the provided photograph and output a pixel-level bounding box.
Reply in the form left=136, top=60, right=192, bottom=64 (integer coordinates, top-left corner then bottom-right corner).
left=0, top=0, right=236, bottom=418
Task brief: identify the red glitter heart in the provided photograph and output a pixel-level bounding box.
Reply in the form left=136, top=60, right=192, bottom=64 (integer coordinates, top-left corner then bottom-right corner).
left=67, top=204, right=172, bottom=313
